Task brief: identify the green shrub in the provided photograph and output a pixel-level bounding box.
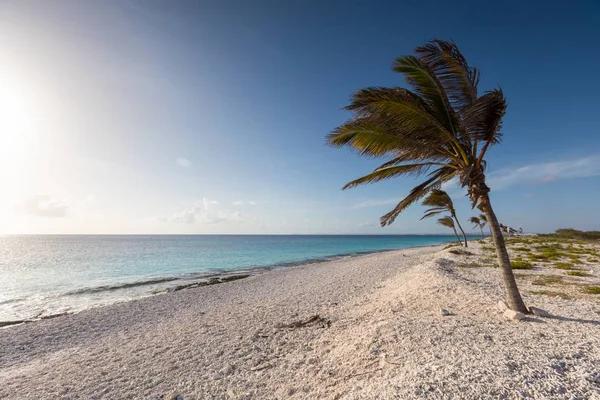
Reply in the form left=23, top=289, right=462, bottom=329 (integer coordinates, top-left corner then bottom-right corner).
left=553, top=229, right=600, bottom=240
left=529, top=290, right=573, bottom=300
left=457, top=262, right=483, bottom=268
left=511, top=260, right=533, bottom=269
left=513, top=246, right=531, bottom=252
left=532, top=275, right=564, bottom=286
left=583, top=286, right=600, bottom=294
left=554, top=262, right=575, bottom=270
left=567, top=271, right=590, bottom=277
left=587, top=258, right=598, bottom=263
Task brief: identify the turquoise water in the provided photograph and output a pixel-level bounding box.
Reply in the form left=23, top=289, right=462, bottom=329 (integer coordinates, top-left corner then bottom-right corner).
left=0, top=235, right=457, bottom=322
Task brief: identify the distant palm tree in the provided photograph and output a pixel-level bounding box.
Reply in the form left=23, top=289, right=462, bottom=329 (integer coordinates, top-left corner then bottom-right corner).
left=438, top=216, right=462, bottom=246
left=479, top=213, right=490, bottom=235
left=327, top=39, right=528, bottom=312
left=421, top=189, right=468, bottom=246
left=469, top=216, right=484, bottom=238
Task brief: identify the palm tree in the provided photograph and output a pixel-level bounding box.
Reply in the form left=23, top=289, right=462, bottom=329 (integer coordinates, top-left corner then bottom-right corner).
left=437, top=216, right=462, bottom=246
left=469, top=216, right=484, bottom=238
left=421, top=189, right=468, bottom=246
left=327, top=39, right=528, bottom=312
left=479, top=213, right=490, bottom=235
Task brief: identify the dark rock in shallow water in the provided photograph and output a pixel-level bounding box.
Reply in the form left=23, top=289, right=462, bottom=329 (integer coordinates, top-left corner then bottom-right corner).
left=220, top=274, right=250, bottom=282
left=169, top=274, right=250, bottom=293
left=0, top=319, right=29, bottom=328
left=40, top=312, right=69, bottom=320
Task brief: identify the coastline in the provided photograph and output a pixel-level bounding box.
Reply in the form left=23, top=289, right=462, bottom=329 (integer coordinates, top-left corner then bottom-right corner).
left=0, top=241, right=452, bottom=328
left=2, top=241, right=599, bottom=399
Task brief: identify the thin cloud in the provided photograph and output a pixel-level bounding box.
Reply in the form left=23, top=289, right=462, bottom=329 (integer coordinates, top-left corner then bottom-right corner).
left=19, top=195, right=69, bottom=218
left=349, top=198, right=398, bottom=209
left=487, top=155, right=600, bottom=190
left=358, top=221, right=376, bottom=228
left=231, top=200, right=258, bottom=206
left=158, top=197, right=242, bottom=224
left=176, top=157, right=192, bottom=168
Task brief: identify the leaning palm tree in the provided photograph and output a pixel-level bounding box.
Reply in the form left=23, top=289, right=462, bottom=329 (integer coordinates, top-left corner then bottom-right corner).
left=421, top=189, right=468, bottom=246
left=327, top=39, right=528, bottom=312
left=437, top=216, right=462, bottom=246
left=469, top=216, right=484, bottom=238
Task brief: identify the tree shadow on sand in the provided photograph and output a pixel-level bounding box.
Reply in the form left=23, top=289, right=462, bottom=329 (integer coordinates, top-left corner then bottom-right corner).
left=525, top=314, right=600, bottom=326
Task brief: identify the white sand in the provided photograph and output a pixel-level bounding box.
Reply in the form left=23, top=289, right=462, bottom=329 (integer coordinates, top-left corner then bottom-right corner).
left=1, top=243, right=599, bottom=399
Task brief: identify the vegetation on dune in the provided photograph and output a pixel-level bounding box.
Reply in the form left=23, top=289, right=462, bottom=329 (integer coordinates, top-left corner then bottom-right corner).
left=327, top=39, right=528, bottom=312
left=567, top=271, right=590, bottom=277
left=529, top=290, right=573, bottom=300
left=543, top=229, right=600, bottom=241
left=532, top=275, right=565, bottom=286
left=554, top=262, right=576, bottom=270
left=584, top=286, right=600, bottom=294
left=421, top=189, right=468, bottom=246
left=510, top=260, right=533, bottom=270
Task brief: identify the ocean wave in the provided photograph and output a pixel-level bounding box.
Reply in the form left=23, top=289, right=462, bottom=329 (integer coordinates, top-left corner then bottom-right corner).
left=0, top=297, right=25, bottom=305
left=63, top=277, right=180, bottom=296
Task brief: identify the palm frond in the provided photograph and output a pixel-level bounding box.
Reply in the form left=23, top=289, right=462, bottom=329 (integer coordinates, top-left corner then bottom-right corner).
left=469, top=216, right=481, bottom=227
left=415, top=40, right=480, bottom=112
left=342, top=163, right=436, bottom=190
left=380, top=168, right=454, bottom=226
left=463, top=89, right=507, bottom=162
left=392, top=55, right=458, bottom=138
left=420, top=189, right=456, bottom=220
left=329, top=39, right=508, bottom=227
left=437, top=216, right=455, bottom=229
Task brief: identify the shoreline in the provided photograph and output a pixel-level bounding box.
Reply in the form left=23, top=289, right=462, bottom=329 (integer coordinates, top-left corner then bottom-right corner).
left=3, top=241, right=597, bottom=398
left=0, top=242, right=451, bottom=328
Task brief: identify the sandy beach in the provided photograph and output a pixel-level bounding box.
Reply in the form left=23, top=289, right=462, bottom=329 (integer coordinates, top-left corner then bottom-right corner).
left=1, top=241, right=599, bottom=399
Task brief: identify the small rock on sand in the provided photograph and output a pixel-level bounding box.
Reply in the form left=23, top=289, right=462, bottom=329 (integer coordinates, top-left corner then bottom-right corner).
left=528, top=306, right=551, bottom=318
left=503, top=309, right=526, bottom=321
left=496, top=300, right=509, bottom=312
left=440, top=309, right=451, bottom=316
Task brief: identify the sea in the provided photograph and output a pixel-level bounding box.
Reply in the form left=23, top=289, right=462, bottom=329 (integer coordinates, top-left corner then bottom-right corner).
left=0, top=234, right=457, bottom=323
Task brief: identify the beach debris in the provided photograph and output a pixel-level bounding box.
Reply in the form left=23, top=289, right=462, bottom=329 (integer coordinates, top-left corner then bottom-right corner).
left=165, top=393, right=183, bottom=400
left=276, top=314, right=331, bottom=329
left=528, top=306, right=551, bottom=318
left=503, top=309, right=526, bottom=321
left=448, top=249, right=474, bottom=256
left=496, top=300, right=509, bottom=312
left=440, top=309, right=451, bottom=316
left=250, top=363, right=273, bottom=372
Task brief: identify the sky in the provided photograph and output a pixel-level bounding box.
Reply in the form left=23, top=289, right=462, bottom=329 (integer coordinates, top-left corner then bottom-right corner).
left=0, top=0, right=599, bottom=235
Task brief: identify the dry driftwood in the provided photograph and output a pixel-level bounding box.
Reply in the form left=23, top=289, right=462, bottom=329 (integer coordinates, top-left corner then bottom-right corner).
left=276, top=314, right=331, bottom=329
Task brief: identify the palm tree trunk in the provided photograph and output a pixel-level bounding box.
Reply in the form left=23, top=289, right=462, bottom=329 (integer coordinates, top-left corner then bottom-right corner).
left=451, top=226, right=463, bottom=246
left=479, top=227, right=484, bottom=239
left=452, top=215, right=468, bottom=247
left=479, top=194, right=528, bottom=313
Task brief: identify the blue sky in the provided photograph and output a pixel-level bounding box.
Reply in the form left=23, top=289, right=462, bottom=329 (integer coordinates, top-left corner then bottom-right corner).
left=0, top=0, right=599, bottom=234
